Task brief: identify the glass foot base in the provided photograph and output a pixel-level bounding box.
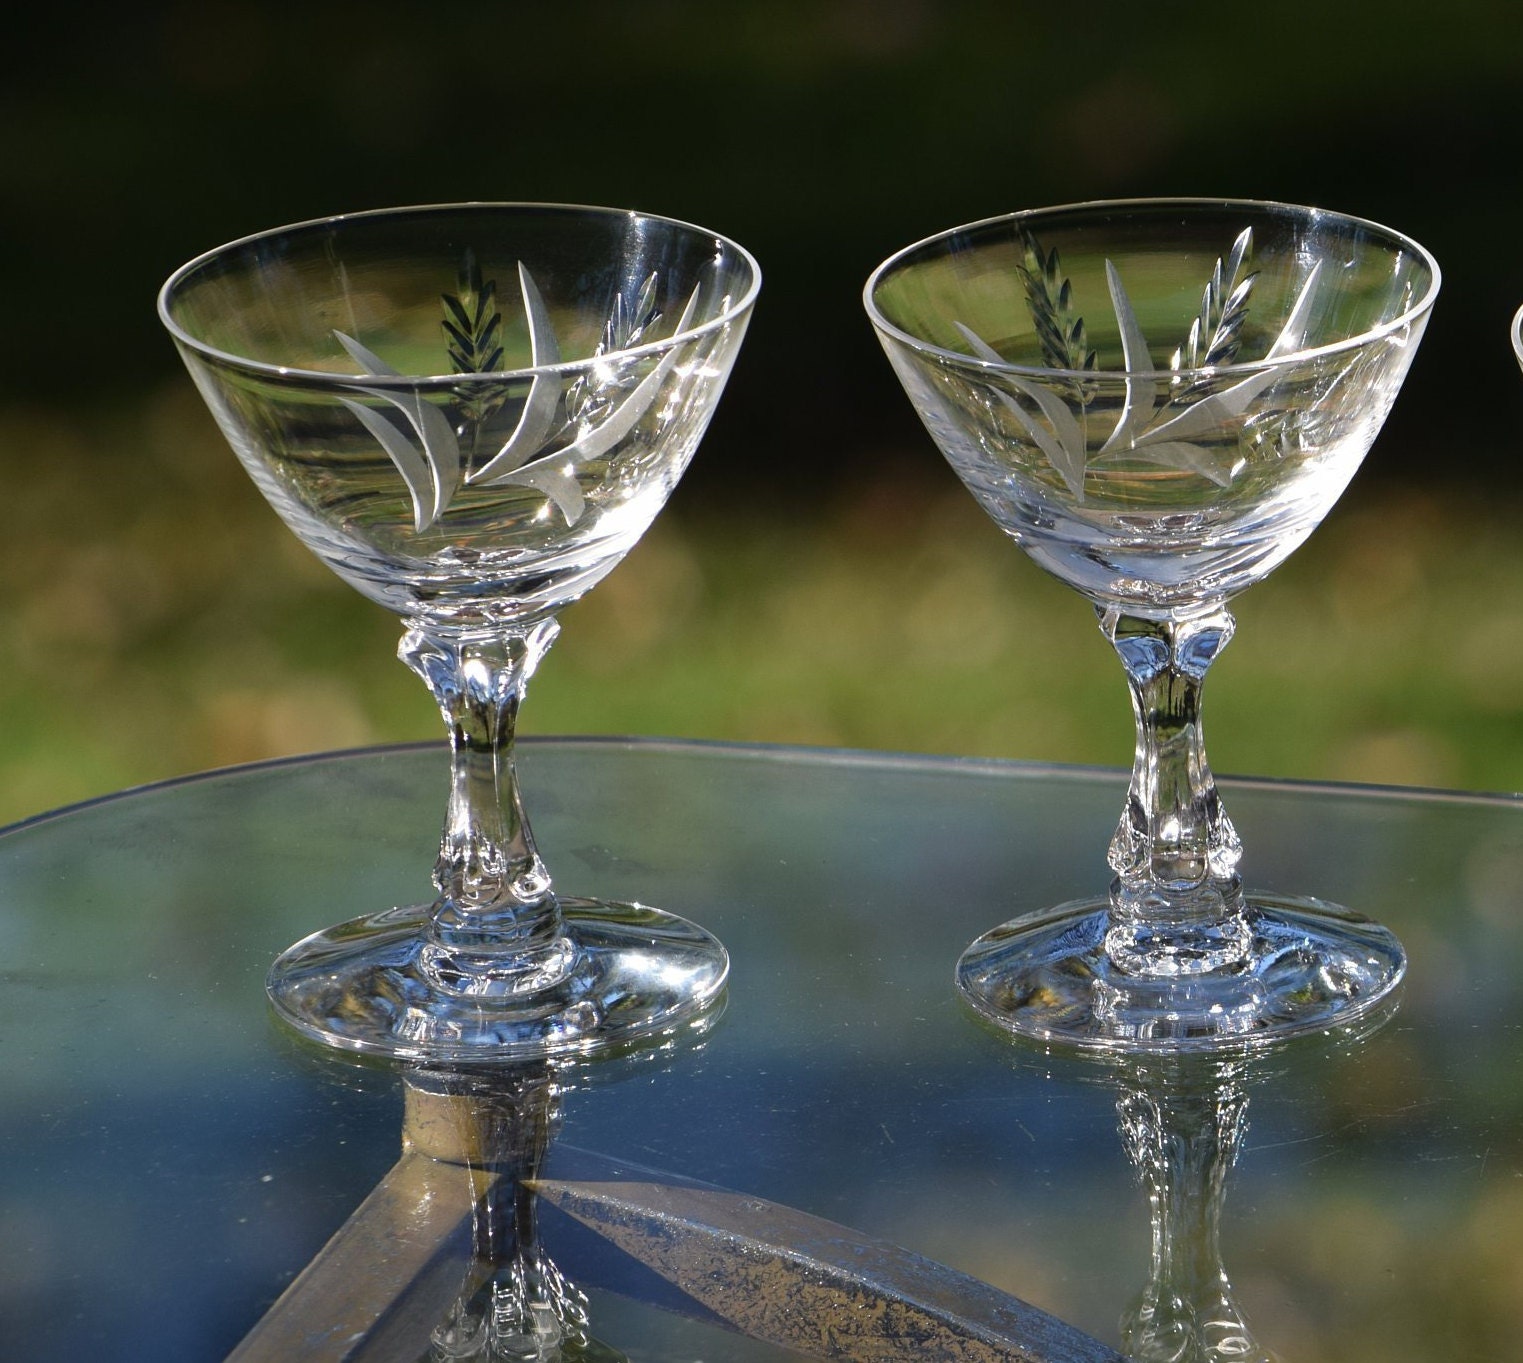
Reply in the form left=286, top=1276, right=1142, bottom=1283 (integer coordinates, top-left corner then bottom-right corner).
left=267, top=898, right=729, bottom=1063
left=956, top=892, right=1405, bottom=1053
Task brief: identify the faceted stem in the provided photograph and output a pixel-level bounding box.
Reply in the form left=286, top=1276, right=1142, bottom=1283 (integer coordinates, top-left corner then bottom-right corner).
left=399, top=619, right=577, bottom=999
left=1100, top=606, right=1249, bottom=974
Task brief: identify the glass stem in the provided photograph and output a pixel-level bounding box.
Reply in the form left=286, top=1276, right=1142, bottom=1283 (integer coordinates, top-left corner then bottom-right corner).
left=399, top=619, right=576, bottom=998
left=1100, top=606, right=1248, bottom=973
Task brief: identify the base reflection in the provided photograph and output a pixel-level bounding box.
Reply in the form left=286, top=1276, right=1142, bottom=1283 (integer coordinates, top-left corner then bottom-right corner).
left=1107, top=996, right=1400, bottom=1363
left=1115, top=1052, right=1266, bottom=1363
left=979, top=987, right=1402, bottom=1363
left=405, top=1063, right=623, bottom=1362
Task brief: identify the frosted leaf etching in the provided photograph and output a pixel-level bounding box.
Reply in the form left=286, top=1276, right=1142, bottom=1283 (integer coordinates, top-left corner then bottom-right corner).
left=333, top=331, right=463, bottom=532
left=442, top=252, right=507, bottom=430
left=1016, top=228, right=1097, bottom=375
left=954, top=322, right=1088, bottom=498
left=564, top=271, right=661, bottom=426
left=1170, top=227, right=1256, bottom=376
left=958, top=228, right=1324, bottom=500
left=336, top=262, right=703, bottom=532
left=478, top=278, right=703, bottom=524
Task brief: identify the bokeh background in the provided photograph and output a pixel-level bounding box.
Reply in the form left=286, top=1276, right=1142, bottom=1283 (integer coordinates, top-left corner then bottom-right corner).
left=6, top=0, right=1523, bottom=823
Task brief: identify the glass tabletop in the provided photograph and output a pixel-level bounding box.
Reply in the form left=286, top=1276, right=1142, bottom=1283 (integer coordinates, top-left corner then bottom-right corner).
left=2, top=738, right=1520, bottom=1361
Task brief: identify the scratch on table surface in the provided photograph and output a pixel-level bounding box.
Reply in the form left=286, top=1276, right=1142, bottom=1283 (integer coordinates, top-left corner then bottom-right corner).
left=1246, top=1100, right=1435, bottom=1157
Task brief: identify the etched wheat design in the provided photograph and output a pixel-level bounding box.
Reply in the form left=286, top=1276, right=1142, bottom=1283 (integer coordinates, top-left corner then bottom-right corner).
left=957, top=225, right=1321, bottom=500
left=335, top=258, right=704, bottom=532
left=442, top=252, right=505, bottom=376
left=1018, top=229, right=1097, bottom=375
left=441, top=252, right=509, bottom=443
left=1170, top=227, right=1256, bottom=377
left=565, top=271, right=661, bottom=425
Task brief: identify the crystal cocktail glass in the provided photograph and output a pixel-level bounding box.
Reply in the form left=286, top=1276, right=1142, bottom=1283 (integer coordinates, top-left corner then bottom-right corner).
left=866, top=198, right=1437, bottom=1050
left=161, top=204, right=759, bottom=1061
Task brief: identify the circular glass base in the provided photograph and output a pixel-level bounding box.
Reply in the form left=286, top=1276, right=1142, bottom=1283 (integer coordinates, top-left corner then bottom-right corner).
left=956, top=892, right=1405, bottom=1054
left=267, top=898, right=729, bottom=1062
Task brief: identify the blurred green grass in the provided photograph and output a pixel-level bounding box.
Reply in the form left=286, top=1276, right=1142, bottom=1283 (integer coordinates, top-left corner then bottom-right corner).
left=2, top=385, right=1520, bottom=827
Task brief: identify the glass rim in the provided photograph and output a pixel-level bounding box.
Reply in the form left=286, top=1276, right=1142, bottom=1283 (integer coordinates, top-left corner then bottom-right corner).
left=863, top=195, right=1441, bottom=382
left=157, top=200, right=763, bottom=387
left=1512, top=301, right=1523, bottom=364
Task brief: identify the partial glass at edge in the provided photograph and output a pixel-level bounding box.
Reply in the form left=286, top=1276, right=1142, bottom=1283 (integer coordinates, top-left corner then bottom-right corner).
left=160, top=204, right=759, bottom=1061
left=866, top=198, right=1439, bottom=1051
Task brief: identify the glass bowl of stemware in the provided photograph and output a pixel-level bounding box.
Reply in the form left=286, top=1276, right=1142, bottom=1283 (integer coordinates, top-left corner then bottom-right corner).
left=160, top=203, right=759, bottom=1061
left=866, top=198, right=1438, bottom=1051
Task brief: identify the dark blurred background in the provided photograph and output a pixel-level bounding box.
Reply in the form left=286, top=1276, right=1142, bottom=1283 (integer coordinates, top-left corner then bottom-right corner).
left=4, top=0, right=1523, bottom=817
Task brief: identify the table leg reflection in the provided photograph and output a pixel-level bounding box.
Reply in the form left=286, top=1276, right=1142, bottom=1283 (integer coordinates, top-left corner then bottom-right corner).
left=231, top=1010, right=1128, bottom=1362
left=404, top=1064, right=623, bottom=1362
left=226, top=989, right=726, bottom=1363
left=226, top=1055, right=629, bottom=1363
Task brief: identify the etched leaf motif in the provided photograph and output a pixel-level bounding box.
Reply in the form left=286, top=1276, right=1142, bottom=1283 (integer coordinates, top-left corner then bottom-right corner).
left=972, top=225, right=1334, bottom=495
left=336, top=396, right=436, bottom=528
left=487, top=280, right=706, bottom=519
left=954, top=321, right=1088, bottom=498
left=1121, top=440, right=1237, bottom=487
left=472, top=267, right=695, bottom=524
left=1017, top=228, right=1097, bottom=374
left=1018, top=230, right=1095, bottom=374
left=558, top=281, right=701, bottom=460
left=469, top=263, right=563, bottom=486
left=441, top=251, right=505, bottom=376
left=440, top=251, right=509, bottom=445
left=1170, top=227, right=1257, bottom=376
left=1264, top=262, right=1323, bottom=360
left=1093, top=259, right=1277, bottom=475
left=334, top=328, right=402, bottom=379
left=1097, top=260, right=1160, bottom=458
left=1135, top=367, right=1281, bottom=446
left=1242, top=261, right=1330, bottom=457
left=333, top=330, right=463, bottom=532
left=565, top=271, right=662, bottom=425
left=505, top=459, right=585, bottom=525
left=336, top=261, right=710, bottom=531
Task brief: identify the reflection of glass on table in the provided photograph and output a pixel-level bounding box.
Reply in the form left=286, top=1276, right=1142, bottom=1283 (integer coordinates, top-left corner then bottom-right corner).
left=1105, top=1002, right=1397, bottom=1363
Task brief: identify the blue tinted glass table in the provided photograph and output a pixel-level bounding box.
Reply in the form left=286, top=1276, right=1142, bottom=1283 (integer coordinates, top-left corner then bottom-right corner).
left=2, top=738, right=1520, bottom=1361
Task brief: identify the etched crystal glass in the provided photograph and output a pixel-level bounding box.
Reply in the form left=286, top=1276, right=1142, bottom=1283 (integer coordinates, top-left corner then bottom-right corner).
left=160, top=204, right=759, bottom=1060
left=866, top=199, right=1438, bottom=1050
